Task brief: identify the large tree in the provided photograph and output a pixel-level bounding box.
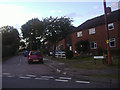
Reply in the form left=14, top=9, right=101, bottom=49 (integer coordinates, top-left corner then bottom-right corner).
left=1, top=26, right=20, bottom=57
left=43, top=16, right=73, bottom=57
left=21, top=18, right=44, bottom=50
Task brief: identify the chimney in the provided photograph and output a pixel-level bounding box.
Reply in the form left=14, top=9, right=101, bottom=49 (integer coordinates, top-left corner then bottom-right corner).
left=106, top=7, right=111, bottom=14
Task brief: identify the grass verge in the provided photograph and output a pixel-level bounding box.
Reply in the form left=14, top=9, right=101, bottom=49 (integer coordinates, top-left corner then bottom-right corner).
left=45, top=55, right=119, bottom=70
left=81, top=74, right=118, bottom=79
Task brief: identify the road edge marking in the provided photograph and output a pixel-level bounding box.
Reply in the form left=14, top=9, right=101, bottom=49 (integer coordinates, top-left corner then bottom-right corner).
left=75, top=80, right=90, bottom=84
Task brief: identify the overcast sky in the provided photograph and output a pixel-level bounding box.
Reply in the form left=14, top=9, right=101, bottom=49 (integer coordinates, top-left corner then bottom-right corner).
left=0, top=0, right=119, bottom=34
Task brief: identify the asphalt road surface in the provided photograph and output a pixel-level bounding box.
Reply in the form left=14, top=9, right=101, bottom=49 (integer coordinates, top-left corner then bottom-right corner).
left=2, top=54, right=114, bottom=88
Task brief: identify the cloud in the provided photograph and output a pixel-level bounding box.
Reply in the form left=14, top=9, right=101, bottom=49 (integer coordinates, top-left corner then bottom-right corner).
left=93, top=6, right=98, bottom=9
left=66, top=12, right=82, bottom=18
left=49, top=10, right=62, bottom=14
left=0, top=4, right=42, bottom=30
left=110, top=2, right=119, bottom=10
left=58, top=10, right=62, bottom=13
left=49, top=10, right=55, bottom=13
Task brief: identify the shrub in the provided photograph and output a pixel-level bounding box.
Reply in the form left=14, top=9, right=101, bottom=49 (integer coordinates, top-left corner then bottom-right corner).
left=75, top=40, right=89, bottom=54
left=65, top=50, right=73, bottom=59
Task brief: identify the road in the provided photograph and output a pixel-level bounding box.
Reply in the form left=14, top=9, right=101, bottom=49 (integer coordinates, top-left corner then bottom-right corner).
left=2, top=54, right=113, bottom=88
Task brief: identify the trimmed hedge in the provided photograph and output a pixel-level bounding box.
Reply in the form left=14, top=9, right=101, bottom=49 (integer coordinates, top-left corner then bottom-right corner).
left=65, top=50, right=73, bottom=59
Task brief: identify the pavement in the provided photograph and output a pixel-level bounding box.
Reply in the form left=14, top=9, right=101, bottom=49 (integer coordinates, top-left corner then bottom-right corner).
left=44, top=57, right=120, bottom=87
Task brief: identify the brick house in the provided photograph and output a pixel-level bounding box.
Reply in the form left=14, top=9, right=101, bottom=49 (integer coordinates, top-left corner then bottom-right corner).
left=56, top=8, right=120, bottom=54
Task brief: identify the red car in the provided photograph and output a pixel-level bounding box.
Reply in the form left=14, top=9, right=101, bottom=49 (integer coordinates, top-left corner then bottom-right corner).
left=28, top=51, right=43, bottom=64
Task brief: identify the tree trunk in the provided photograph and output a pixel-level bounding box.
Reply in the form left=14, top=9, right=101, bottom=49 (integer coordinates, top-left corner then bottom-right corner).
left=52, top=43, right=56, bottom=58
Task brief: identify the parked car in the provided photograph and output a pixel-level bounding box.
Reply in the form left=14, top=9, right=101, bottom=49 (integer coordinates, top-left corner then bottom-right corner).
left=23, top=50, right=29, bottom=57
left=28, top=51, right=43, bottom=64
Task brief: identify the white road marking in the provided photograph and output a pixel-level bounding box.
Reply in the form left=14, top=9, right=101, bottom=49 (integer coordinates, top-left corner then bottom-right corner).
left=26, top=74, right=36, bottom=77
left=3, top=73, right=11, bottom=75
left=59, top=77, right=72, bottom=80
left=55, top=79, right=68, bottom=82
left=34, top=78, right=49, bottom=80
left=7, top=76, right=15, bottom=78
left=19, top=76, right=31, bottom=79
left=40, top=76, right=54, bottom=79
left=56, top=69, right=61, bottom=73
left=63, top=72, right=67, bottom=75
left=75, top=80, right=90, bottom=84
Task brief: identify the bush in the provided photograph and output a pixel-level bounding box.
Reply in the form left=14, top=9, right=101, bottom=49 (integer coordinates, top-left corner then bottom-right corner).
left=65, top=50, right=73, bottom=59
left=75, top=40, right=89, bottom=54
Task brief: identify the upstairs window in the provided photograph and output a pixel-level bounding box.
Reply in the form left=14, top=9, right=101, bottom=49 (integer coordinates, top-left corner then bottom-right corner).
left=108, top=23, right=114, bottom=30
left=90, top=42, right=97, bottom=49
left=77, top=31, right=82, bottom=37
left=109, top=38, right=116, bottom=47
left=89, top=28, right=95, bottom=34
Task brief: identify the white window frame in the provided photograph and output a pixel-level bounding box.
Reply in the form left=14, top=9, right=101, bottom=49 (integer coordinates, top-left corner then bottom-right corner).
left=77, top=31, right=82, bottom=37
left=90, top=41, right=97, bottom=49
left=108, top=23, right=114, bottom=30
left=89, top=28, right=95, bottom=35
left=109, top=38, right=116, bottom=47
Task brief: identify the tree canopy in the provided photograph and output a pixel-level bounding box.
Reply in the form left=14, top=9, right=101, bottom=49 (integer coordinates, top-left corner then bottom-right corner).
left=21, top=18, right=44, bottom=50
left=1, top=26, right=20, bottom=57
left=21, top=17, right=73, bottom=52
left=43, top=16, right=73, bottom=44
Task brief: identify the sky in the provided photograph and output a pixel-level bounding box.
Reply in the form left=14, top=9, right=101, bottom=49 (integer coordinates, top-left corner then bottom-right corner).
left=0, top=0, right=119, bottom=34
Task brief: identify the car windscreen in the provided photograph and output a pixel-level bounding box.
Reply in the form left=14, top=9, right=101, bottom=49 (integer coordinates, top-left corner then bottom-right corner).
left=31, top=52, right=41, bottom=55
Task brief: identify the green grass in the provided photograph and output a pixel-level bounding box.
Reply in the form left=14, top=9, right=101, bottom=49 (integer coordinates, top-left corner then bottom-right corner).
left=70, top=61, right=109, bottom=70
left=45, top=56, right=93, bottom=63
left=45, top=55, right=119, bottom=70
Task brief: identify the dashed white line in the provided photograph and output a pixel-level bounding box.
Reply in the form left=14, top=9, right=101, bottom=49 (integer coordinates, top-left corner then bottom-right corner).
left=26, top=74, right=36, bottom=77
left=59, top=77, right=72, bottom=80
left=3, top=73, right=11, bottom=75
left=34, top=78, right=49, bottom=80
left=7, top=76, right=15, bottom=78
left=75, top=80, right=90, bottom=84
left=19, top=76, right=31, bottom=79
left=55, top=79, right=68, bottom=82
left=40, top=76, right=54, bottom=79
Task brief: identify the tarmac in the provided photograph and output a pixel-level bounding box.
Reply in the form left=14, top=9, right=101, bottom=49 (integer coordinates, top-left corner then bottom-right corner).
left=44, top=57, right=120, bottom=88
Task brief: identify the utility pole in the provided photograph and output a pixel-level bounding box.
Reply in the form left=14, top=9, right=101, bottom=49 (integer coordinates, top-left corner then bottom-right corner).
left=103, top=0, right=112, bottom=65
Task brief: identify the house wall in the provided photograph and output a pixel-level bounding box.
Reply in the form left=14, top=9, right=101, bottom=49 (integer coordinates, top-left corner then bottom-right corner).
left=56, top=21, right=120, bottom=53
left=71, top=21, right=120, bottom=53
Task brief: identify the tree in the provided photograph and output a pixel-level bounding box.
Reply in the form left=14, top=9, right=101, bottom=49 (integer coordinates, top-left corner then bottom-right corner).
left=75, top=40, right=89, bottom=54
left=1, top=26, right=20, bottom=57
left=21, top=18, right=44, bottom=50
left=43, top=16, right=73, bottom=57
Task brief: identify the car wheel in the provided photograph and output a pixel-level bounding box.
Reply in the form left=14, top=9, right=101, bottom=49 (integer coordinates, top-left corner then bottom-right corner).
left=28, top=61, right=32, bottom=64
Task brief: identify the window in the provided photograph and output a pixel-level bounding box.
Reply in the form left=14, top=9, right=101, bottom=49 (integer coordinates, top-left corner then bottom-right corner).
left=89, top=28, right=95, bottom=34
left=109, top=38, right=116, bottom=47
left=108, top=23, right=114, bottom=30
left=77, top=31, right=82, bottom=37
left=90, top=42, right=97, bottom=49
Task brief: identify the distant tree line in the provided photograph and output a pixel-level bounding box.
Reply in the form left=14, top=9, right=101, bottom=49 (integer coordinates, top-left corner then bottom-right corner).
left=0, top=26, right=20, bottom=58
left=21, top=16, right=73, bottom=57
left=0, top=16, right=73, bottom=58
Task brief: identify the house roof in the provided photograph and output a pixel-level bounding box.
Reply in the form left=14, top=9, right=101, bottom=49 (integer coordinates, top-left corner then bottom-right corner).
left=76, top=9, right=120, bottom=32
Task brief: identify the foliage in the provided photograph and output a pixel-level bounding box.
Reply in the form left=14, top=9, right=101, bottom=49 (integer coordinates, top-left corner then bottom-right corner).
left=43, top=16, right=73, bottom=57
left=65, top=50, right=73, bottom=59
left=43, top=16, right=73, bottom=43
left=75, top=40, right=89, bottom=54
left=21, top=18, right=44, bottom=50
left=1, top=26, right=20, bottom=58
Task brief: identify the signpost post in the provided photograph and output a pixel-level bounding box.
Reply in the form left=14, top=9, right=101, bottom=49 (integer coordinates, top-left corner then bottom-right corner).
left=103, top=0, right=112, bottom=65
